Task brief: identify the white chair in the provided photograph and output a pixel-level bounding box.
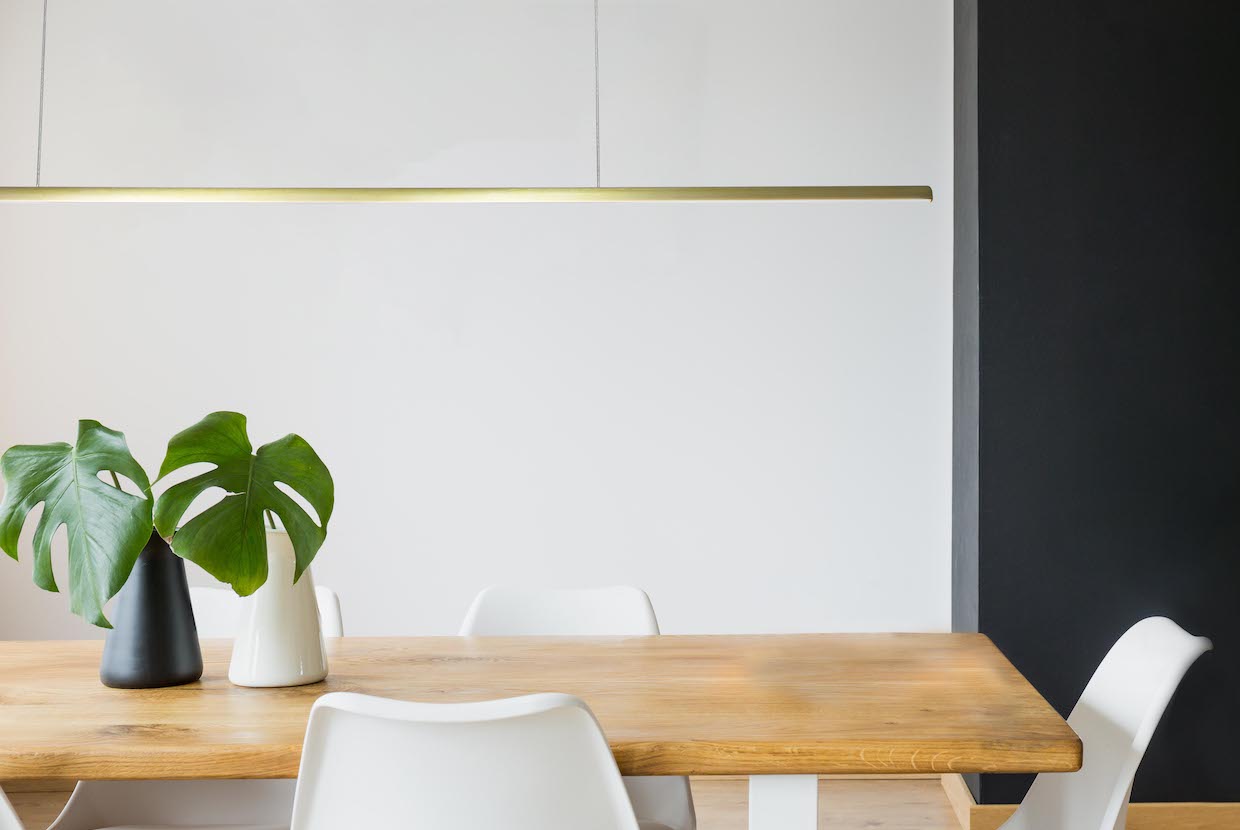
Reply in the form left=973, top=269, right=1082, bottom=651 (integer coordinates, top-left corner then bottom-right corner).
left=998, top=616, right=1212, bottom=830
left=46, top=586, right=344, bottom=830
left=43, top=782, right=290, bottom=830
left=290, top=692, right=646, bottom=830
left=460, top=586, right=696, bottom=830
left=190, top=585, right=344, bottom=638
left=0, top=786, right=22, bottom=830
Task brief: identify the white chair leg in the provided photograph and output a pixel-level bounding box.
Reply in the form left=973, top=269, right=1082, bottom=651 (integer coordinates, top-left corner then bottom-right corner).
left=748, top=775, right=817, bottom=830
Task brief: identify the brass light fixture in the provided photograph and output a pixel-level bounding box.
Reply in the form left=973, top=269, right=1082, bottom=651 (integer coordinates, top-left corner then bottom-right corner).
left=0, top=185, right=931, bottom=203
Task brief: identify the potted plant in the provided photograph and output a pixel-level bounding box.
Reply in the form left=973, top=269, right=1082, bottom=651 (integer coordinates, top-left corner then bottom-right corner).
left=0, top=418, right=200, bottom=688
left=155, top=411, right=335, bottom=687
left=0, top=411, right=333, bottom=689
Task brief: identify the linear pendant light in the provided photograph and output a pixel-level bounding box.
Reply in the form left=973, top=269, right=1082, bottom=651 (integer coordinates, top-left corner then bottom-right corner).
left=0, top=185, right=931, bottom=203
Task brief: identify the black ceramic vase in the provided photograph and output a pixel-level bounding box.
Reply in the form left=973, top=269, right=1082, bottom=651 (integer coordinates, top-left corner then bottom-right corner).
left=100, top=531, right=203, bottom=689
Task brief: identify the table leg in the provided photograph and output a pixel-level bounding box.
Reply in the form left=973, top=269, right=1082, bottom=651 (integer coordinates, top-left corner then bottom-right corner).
left=748, top=774, right=818, bottom=830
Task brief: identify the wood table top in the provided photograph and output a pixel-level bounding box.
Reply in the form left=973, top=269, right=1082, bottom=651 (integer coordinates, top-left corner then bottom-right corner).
left=0, top=634, right=1081, bottom=781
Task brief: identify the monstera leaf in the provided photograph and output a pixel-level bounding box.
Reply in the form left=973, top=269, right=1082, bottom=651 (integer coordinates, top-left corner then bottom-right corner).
left=0, top=420, right=153, bottom=628
left=154, top=411, right=333, bottom=596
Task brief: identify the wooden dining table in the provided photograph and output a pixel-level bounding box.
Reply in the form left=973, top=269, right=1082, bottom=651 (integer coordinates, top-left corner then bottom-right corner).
left=0, top=633, right=1080, bottom=829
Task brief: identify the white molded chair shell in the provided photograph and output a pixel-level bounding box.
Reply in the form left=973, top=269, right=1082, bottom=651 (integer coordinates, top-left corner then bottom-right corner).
left=460, top=585, right=660, bottom=637
left=460, top=586, right=695, bottom=830
left=1001, top=616, right=1212, bottom=830
left=312, top=588, right=343, bottom=639
left=0, top=786, right=22, bottom=830
left=290, top=692, right=643, bottom=830
left=47, top=781, right=291, bottom=830
left=191, top=585, right=344, bottom=638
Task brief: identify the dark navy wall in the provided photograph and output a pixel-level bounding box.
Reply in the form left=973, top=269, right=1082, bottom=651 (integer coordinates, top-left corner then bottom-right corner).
left=976, top=0, right=1240, bottom=804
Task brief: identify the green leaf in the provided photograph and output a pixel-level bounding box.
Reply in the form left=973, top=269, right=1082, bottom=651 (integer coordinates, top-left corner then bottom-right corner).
left=154, top=411, right=334, bottom=596
left=0, top=420, right=153, bottom=628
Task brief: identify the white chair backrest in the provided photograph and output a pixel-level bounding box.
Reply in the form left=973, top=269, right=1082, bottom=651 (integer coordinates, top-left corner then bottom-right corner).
left=0, top=786, right=22, bottom=830
left=289, top=692, right=641, bottom=830
left=313, top=588, right=343, bottom=638
left=459, top=586, right=696, bottom=830
left=460, top=586, right=660, bottom=636
left=190, top=585, right=344, bottom=638
left=188, top=586, right=245, bottom=639
left=1003, top=616, right=1212, bottom=830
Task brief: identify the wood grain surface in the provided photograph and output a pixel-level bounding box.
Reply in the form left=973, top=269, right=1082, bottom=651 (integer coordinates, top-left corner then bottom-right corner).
left=0, top=634, right=1080, bottom=781
left=692, top=777, right=963, bottom=830
left=970, top=803, right=1240, bottom=830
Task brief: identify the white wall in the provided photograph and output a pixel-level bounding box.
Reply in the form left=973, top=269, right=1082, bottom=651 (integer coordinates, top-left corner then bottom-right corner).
left=0, top=0, right=43, bottom=185
left=40, top=0, right=597, bottom=186
left=0, top=0, right=953, bottom=639
left=0, top=199, right=951, bottom=638
left=35, top=0, right=948, bottom=190
left=598, top=0, right=947, bottom=187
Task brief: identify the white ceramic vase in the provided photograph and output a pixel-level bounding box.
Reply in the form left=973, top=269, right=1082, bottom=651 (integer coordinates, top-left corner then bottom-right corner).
left=229, top=529, right=328, bottom=687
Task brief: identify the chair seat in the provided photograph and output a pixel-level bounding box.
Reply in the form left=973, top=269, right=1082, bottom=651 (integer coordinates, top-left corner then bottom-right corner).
left=102, top=820, right=664, bottom=829
left=102, top=820, right=669, bottom=829
left=99, top=825, right=287, bottom=830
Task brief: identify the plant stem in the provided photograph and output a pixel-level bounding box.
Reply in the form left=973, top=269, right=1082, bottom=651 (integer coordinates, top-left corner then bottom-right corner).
left=109, top=471, right=122, bottom=491
left=265, top=510, right=277, bottom=530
